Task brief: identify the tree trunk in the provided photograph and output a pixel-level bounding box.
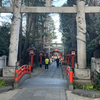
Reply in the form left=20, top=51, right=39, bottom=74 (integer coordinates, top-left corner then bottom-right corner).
left=22, top=14, right=34, bottom=64
left=71, top=14, right=76, bottom=48
left=86, top=13, right=98, bottom=41
left=22, top=0, right=29, bottom=64
left=18, top=13, right=22, bottom=65
left=36, top=15, right=38, bottom=36
left=32, top=14, right=36, bottom=37
left=41, top=15, right=44, bottom=50
left=22, top=0, right=37, bottom=64
left=0, top=0, right=2, bottom=6
left=35, top=15, right=39, bottom=65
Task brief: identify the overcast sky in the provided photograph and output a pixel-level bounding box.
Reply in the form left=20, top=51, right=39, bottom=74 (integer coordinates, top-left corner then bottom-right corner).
left=52, top=0, right=67, bottom=43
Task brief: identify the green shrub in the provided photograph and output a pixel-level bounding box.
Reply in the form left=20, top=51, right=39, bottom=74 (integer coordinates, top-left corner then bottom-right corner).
left=74, top=83, right=98, bottom=91
left=0, top=79, right=8, bottom=87
left=93, top=71, right=100, bottom=91
left=83, top=83, right=93, bottom=90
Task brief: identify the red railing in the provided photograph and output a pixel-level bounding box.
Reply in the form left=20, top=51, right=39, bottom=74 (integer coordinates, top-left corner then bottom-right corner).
left=14, top=65, right=31, bottom=83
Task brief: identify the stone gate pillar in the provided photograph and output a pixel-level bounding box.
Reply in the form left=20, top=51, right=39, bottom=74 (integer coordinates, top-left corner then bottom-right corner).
left=76, top=0, right=86, bottom=69
left=48, top=45, right=50, bottom=58
left=46, top=0, right=51, bottom=7
left=8, top=0, right=21, bottom=67
left=75, top=0, right=91, bottom=80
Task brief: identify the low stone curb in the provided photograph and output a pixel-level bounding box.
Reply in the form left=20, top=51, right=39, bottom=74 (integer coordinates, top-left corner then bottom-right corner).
left=0, top=86, right=13, bottom=93
left=72, top=89, right=100, bottom=98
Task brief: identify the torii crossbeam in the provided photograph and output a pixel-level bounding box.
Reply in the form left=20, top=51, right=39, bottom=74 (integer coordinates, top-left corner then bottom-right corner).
left=1, top=6, right=100, bottom=13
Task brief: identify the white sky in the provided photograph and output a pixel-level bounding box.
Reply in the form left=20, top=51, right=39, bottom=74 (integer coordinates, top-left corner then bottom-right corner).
left=51, top=14, right=62, bottom=43
left=52, top=0, right=67, bottom=43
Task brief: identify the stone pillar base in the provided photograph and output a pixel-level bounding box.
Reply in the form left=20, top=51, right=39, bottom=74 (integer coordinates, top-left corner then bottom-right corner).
left=69, top=85, right=73, bottom=90
left=73, top=79, right=92, bottom=84
left=74, top=68, right=91, bottom=79
left=3, top=66, right=15, bottom=77
left=14, top=83, right=18, bottom=88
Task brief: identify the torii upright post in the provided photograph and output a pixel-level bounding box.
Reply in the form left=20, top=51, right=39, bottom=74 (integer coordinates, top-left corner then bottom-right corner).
left=76, top=0, right=86, bottom=69
left=48, top=45, right=50, bottom=58
left=46, top=0, right=51, bottom=7
left=75, top=0, right=90, bottom=80
left=8, top=0, right=21, bottom=67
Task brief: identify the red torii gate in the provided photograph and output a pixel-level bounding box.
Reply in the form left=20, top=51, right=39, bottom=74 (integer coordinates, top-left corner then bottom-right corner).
left=50, top=49, right=62, bottom=57
left=50, top=49, right=62, bottom=62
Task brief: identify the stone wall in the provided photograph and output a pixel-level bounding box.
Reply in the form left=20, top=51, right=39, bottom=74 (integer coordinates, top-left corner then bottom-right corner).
left=66, top=90, right=100, bottom=100
left=0, top=55, right=7, bottom=76
left=91, top=57, right=100, bottom=82
left=0, top=55, right=7, bottom=68
left=91, top=57, right=100, bottom=74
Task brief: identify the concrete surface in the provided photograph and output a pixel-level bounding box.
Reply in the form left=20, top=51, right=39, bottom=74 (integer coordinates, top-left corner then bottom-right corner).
left=14, top=74, right=31, bottom=88
left=0, top=77, right=14, bottom=86
left=66, top=90, right=100, bottom=100
left=31, top=65, right=45, bottom=78
left=72, top=89, right=100, bottom=98
left=10, top=88, right=66, bottom=100
left=0, top=86, right=13, bottom=93
left=0, top=89, right=20, bottom=100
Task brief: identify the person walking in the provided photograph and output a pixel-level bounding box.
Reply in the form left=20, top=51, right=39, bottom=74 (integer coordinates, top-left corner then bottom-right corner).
left=56, top=57, right=59, bottom=67
left=45, top=57, right=49, bottom=69
left=59, top=58, right=62, bottom=67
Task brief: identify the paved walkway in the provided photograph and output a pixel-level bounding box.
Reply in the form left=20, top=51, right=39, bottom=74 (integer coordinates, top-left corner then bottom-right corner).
left=9, top=62, right=68, bottom=100
left=0, top=62, right=67, bottom=100
left=19, top=62, right=67, bottom=89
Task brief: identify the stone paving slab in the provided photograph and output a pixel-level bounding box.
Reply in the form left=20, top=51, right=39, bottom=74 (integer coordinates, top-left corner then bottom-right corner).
left=19, top=77, right=68, bottom=89
left=0, top=86, right=13, bottom=93
left=30, top=96, right=46, bottom=100
left=31, top=65, right=45, bottom=78
left=10, top=88, right=67, bottom=100
left=66, top=90, right=100, bottom=100
left=72, top=89, right=100, bottom=98
left=0, top=89, right=20, bottom=100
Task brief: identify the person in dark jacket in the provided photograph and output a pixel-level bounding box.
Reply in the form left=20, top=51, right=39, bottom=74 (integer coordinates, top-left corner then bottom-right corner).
left=56, top=58, right=59, bottom=67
